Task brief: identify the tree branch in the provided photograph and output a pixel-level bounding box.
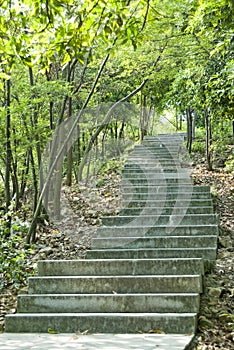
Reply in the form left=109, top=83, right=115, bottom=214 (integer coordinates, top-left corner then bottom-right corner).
left=27, top=53, right=110, bottom=243
left=78, top=42, right=168, bottom=180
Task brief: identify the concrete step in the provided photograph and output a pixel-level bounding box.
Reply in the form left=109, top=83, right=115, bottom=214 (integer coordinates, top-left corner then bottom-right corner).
left=27, top=275, right=202, bottom=294
left=86, top=248, right=217, bottom=260
left=126, top=156, right=182, bottom=160
left=144, top=138, right=184, bottom=143
left=140, top=145, right=182, bottom=150
left=122, top=178, right=193, bottom=185
left=123, top=167, right=184, bottom=172
left=119, top=206, right=214, bottom=215
left=17, top=293, right=200, bottom=313
left=140, top=144, right=182, bottom=148
left=121, top=192, right=211, bottom=200
left=5, top=312, right=198, bottom=334
left=123, top=167, right=190, bottom=172
left=37, top=258, right=205, bottom=276
left=131, top=146, right=181, bottom=150
left=132, top=145, right=180, bottom=150
left=129, top=153, right=180, bottom=159
left=123, top=169, right=190, bottom=174
left=0, top=333, right=196, bottom=350
left=143, top=140, right=183, bottom=144
left=146, top=134, right=185, bottom=138
left=122, top=168, right=189, bottom=174
left=139, top=147, right=181, bottom=152
left=128, top=154, right=180, bottom=158
left=123, top=164, right=187, bottom=170
left=125, top=163, right=183, bottom=168
left=121, top=185, right=210, bottom=193
left=122, top=173, right=191, bottom=179
left=101, top=214, right=218, bottom=226
left=121, top=199, right=213, bottom=208
left=91, top=235, right=217, bottom=249
left=96, top=224, right=219, bottom=237
left=140, top=145, right=183, bottom=148
left=127, top=152, right=181, bottom=156
left=126, top=159, right=182, bottom=165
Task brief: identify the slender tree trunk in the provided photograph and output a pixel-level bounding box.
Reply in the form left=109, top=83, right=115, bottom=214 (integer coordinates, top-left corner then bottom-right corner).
left=74, top=123, right=81, bottom=183
left=28, top=67, right=41, bottom=241
left=29, top=67, right=42, bottom=167
left=11, top=159, right=19, bottom=209
left=140, top=93, right=147, bottom=141
left=77, top=124, right=81, bottom=163
left=150, top=107, right=156, bottom=135
left=30, top=149, right=38, bottom=213
left=205, top=107, right=212, bottom=171
left=66, top=97, right=73, bottom=186
left=53, top=127, right=64, bottom=220
left=232, top=119, right=234, bottom=144
left=192, top=110, right=196, bottom=139
left=115, top=121, right=118, bottom=139
left=5, top=79, right=12, bottom=234
left=119, top=120, right=125, bottom=139
left=20, top=151, right=30, bottom=198
left=49, top=101, right=54, bottom=130
left=186, top=107, right=193, bottom=153
left=101, top=127, right=108, bottom=158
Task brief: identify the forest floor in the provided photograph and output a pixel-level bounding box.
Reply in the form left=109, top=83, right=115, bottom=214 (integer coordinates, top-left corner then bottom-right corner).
left=0, top=157, right=234, bottom=350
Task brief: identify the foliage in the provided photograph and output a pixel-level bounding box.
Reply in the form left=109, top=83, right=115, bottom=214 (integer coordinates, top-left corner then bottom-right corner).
left=224, top=152, right=234, bottom=173
left=0, top=0, right=233, bottom=236
left=192, top=139, right=206, bottom=155
left=0, top=208, right=34, bottom=291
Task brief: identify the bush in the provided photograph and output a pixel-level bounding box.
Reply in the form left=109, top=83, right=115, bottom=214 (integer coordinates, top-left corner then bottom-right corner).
left=192, top=140, right=206, bottom=154
left=0, top=213, right=34, bottom=291
left=225, top=153, right=234, bottom=173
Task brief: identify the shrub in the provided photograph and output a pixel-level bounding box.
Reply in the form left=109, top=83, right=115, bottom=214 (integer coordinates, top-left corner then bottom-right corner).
left=0, top=213, right=34, bottom=291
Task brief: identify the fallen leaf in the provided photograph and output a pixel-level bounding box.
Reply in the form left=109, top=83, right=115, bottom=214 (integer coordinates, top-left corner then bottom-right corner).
left=48, top=327, right=58, bottom=334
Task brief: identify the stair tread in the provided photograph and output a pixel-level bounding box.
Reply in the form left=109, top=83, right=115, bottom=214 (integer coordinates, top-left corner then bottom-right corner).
left=19, top=292, right=200, bottom=296
left=7, top=312, right=197, bottom=316
left=29, top=274, right=201, bottom=278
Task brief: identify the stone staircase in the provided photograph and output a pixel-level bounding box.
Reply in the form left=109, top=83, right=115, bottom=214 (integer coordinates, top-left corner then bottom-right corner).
left=5, top=133, right=219, bottom=337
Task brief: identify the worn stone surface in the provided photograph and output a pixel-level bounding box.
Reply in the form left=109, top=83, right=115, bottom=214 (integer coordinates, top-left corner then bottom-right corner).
left=0, top=333, right=195, bottom=350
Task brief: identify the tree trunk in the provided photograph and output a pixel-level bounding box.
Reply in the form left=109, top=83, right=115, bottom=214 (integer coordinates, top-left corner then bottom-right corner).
left=192, top=110, right=196, bottom=139
left=28, top=67, right=41, bottom=235
left=20, top=151, right=30, bottom=199
left=205, top=107, right=212, bottom=171
left=101, top=126, right=108, bottom=158
left=119, top=120, right=125, bottom=139
left=66, top=97, right=73, bottom=186
left=49, top=101, right=54, bottom=130
left=186, top=107, right=193, bottom=153
left=175, top=113, right=178, bottom=131
left=29, top=67, right=42, bottom=167
left=5, top=79, right=12, bottom=235
left=149, top=107, right=156, bottom=135
left=232, top=119, right=234, bottom=144
left=139, top=93, right=148, bottom=141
